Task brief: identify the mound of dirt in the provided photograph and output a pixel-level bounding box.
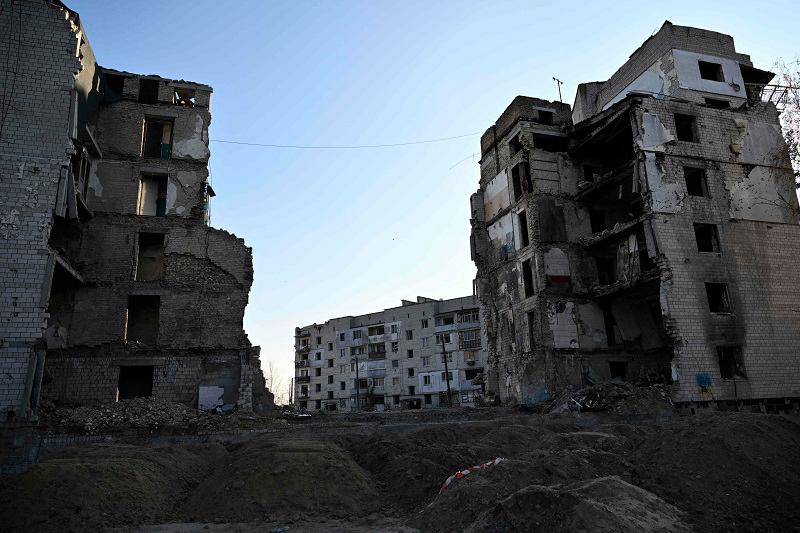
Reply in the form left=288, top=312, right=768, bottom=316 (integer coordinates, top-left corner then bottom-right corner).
left=626, top=412, right=800, bottom=532
left=466, top=476, right=691, bottom=532
left=180, top=438, right=380, bottom=523
left=0, top=443, right=226, bottom=532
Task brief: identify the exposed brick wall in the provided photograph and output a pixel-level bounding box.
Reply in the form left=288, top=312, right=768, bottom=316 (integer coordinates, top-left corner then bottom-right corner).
left=0, top=1, right=81, bottom=420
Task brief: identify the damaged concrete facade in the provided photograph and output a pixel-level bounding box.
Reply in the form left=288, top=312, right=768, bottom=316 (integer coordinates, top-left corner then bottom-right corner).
left=294, top=296, right=487, bottom=411
left=471, top=21, right=800, bottom=407
left=0, top=1, right=270, bottom=422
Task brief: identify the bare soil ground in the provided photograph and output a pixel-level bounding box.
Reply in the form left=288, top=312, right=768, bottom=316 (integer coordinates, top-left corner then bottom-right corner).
left=2, top=406, right=800, bottom=532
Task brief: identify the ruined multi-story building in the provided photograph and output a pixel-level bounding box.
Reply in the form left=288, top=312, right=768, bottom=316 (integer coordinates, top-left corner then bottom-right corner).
left=0, top=0, right=270, bottom=422
left=471, top=21, right=800, bottom=408
left=294, top=296, right=486, bottom=411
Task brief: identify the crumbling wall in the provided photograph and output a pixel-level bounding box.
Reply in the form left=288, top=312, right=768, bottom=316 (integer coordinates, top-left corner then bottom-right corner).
left=639, top=97, right=800, bottom=402
left=0, top=1, right=85, bottom=420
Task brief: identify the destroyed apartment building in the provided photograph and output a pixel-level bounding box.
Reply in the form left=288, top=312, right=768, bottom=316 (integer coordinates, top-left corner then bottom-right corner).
left=470, top=21, right=800, bottom=408
left=0, top=0, right=271, bottom=423
left=294, top=296, right=487, bottom=411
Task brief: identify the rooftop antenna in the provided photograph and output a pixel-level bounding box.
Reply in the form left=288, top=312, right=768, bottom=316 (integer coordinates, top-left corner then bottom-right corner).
left=552, top=77, right=564, bottom=103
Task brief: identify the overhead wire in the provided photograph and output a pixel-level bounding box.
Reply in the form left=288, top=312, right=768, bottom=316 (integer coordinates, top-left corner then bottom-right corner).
left=208, top=131, right=481, bottom=150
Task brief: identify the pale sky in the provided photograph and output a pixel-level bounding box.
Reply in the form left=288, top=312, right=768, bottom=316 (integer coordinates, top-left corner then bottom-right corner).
left=70, top=0, right=799, bottom=402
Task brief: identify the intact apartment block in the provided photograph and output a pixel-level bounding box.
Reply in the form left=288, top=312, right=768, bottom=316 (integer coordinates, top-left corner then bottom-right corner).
left=470, top=21, right=800, bottom=407
left=294, top=296, right=486, bottom=411
left=0, top=0, right=270, bottom=422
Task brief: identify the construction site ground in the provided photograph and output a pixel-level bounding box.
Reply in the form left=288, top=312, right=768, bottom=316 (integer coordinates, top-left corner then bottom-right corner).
left=2, top=399, right=800, bottom=532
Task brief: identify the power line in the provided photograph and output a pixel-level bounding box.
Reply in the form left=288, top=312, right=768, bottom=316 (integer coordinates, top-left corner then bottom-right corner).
left=208, top=131, right=481, bottom=150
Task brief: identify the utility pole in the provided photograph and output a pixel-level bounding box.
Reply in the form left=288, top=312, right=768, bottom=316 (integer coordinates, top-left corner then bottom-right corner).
left=552, top=77, right=563, bottom=103
left=441, top=337, right=453, bottom=407
left=352, top=357, right=360, bottom=411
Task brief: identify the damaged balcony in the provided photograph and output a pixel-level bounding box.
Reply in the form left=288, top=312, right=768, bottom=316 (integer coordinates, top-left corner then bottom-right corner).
left=585, top=218, right=660, bottom=299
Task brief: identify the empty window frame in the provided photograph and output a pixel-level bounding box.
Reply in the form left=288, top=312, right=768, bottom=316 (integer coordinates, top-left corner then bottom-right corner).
left=424, top=393, right=432, bottom=404
left=589, top=209, right=606, bottom=234
left=674, top=114, right=699, bottom=142
left=694, top=223, right=720, bottom=253
left=420, top=319, right=428, bottom=328
left=142, top=118, right=173, bottom=159
left=315, top=368, right=321, bottom=377
left=135, top=232, right=165, bottom=281
left=509, top=132, right=524, bottom=155
left=125, top=295, right=160, bottom=345
left=405, top=330, right=413, bottom=340
left=705, top=282, right=732, bottom=313
left=423, top=375, right=431, bottom=385
left=684, top=167, right=708, bottom=197
left=117, top=365, right=153, bottom=400
left=316, top=336, right=322, bottom=345
left=704, top=98, right=730, bottom=109
left=518, top=210, right=530, bottom=247
left=138, top=174, right=168, bottom=216
left=105, top=74, right=125, bottom=99
left=407, top=368, right=414, bottom=377
left=173, top=87, right=196, bottom=106
left=138, top=78, right=160, bottom=104
left=522, top=259, right=534, bottom=298
left=583, top=165, right=601, bottom=182
left=407, top=349, right=414, bottom=358
left=391, top=359, right=399, bottom=369
left=537, top=110, right=554, bottom=125
left=340, top=381, right=346, bottom=391
left=717, top=346, right=746, bottom=379
left=408, top=386, right=415, bottom=395
left=698, top=60, right=725, bottom=82
left=353, top=330, right=362, bottom=340
left=511, top=162, right=532, bottom=202
left=327, top=375, right=333, bottom=384
left=511, top=166, right=523, bottom=202
left=391, top=341, right=398, bottom=352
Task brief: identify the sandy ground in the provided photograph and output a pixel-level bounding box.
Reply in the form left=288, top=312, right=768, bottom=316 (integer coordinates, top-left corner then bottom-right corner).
left=2, top=406, right=800, bottom=532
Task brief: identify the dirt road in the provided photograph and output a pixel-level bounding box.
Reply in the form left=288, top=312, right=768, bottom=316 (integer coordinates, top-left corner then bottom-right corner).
left=2, top=408, right=799, bottom=532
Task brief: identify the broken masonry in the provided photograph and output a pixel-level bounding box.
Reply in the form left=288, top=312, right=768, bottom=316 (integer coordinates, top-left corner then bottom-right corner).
left=0, top=0, right=272, bottom=422
left=470, top=21, right=800, bottom=410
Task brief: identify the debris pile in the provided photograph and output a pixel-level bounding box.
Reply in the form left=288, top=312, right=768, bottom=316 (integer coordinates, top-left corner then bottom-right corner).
left=549, top=382, right=674, bottom=414
left=39, top=398, right=239, bottom=435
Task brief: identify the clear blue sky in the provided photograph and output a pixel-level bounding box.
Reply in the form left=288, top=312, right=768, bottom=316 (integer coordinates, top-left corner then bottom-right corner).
left=69, top=0, right=799, bottom=401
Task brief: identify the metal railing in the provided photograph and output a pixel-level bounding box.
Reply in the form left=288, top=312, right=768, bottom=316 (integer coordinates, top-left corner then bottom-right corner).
left=745, top=83, right=797, bottom=109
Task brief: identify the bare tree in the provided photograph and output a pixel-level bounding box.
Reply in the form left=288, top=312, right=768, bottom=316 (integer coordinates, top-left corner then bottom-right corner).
left=265, top=359, right=289, bottom=406
left=773, top=58, right=800, bottom=186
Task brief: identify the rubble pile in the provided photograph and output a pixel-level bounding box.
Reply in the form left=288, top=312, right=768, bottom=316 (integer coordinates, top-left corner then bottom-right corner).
left=39, top=398, right=239, bottom=435
left=549, top=382, right=674, bottom=414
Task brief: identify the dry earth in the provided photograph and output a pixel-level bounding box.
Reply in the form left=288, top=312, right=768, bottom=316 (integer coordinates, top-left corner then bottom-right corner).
left=2, top=407, right=800, bottom=532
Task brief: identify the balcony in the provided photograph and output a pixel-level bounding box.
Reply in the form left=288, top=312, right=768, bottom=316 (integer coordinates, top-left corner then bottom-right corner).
left=434, top=323, right=459, bottom=333
left=296, top=375, right=311, bottom=384
left=296, top=345, right=310, bottom=353
left=459, top=339, right=481, bottom=350
left=295, top=360, right=311, bottom=368
left=297, top=392, right=310, bottom=399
